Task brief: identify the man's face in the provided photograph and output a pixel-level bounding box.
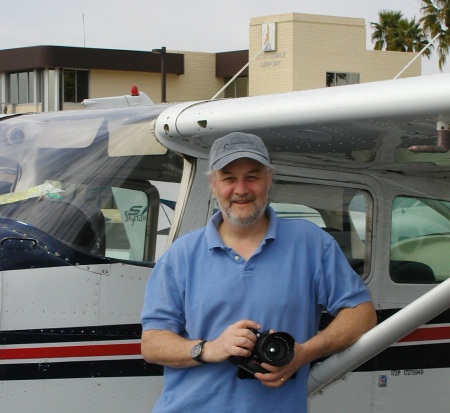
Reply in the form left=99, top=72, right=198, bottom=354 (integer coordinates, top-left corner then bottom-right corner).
left=210, top=158, right=272, bottom=228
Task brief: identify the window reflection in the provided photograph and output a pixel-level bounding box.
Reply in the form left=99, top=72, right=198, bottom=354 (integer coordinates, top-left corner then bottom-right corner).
left=326, top=72, right=360, bottom=87
left=9, top=73, right=18, bottom=104
left=390, top=196, right=450, bottom=283
left=63, top=69, right=89, bottom=103
left=18, top=72, right=28, bottom=104
left=8, top=71, right=35, bottom=104
left=269, top=182, right=373, bottom=278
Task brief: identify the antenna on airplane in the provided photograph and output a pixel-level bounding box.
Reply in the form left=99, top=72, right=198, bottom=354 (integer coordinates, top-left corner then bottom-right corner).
left=82, top=12, right=86, bottom=48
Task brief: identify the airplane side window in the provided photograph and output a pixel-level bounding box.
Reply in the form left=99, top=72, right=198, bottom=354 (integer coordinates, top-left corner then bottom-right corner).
left=7, top=181, right=174, bottom=263
left=390, top=196, right=450, bottom=283
left=100, top=181, right=181, bottom=262
left=96, top=182, right=180, bottom=262
left=37, top=182, right=157, bottom=261
left=269, top=182, right=373, bottom=279
left=150, top=181, right=181, bottom=260
left=106, top=187, right=153, bottom=261
left=0, top=157, right=20, bottom=195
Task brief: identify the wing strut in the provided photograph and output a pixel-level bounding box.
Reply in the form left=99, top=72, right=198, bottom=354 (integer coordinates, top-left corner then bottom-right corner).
left=211, top=47, right=265, bottom=100
left=394, top=32, right=441, bottom=80
left=308, top=276, right=450, bottom=396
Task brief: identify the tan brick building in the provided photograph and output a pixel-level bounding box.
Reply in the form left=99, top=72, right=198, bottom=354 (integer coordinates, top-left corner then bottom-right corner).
left=89, top=51, right=225, bottom=104
left=249, top=13, right=420, bottom=96
left=0, top=13, right=421, bottom=114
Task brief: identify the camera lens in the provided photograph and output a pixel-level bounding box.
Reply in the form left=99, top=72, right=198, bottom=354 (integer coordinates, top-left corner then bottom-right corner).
left=251, top=330, right=295, bottom=367
left=263, top=336, right=288, bottom=363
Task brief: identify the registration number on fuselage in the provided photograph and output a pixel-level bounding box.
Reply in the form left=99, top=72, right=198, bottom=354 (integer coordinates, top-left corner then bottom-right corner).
left=391, top=369, right=424, bottom=376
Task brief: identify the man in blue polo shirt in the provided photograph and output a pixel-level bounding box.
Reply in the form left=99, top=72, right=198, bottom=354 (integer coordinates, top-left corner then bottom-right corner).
left=141, top=132, right=376, bottom=412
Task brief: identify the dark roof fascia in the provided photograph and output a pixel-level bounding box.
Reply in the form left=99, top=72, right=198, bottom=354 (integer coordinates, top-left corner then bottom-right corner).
left=0, top=45, right=184, bottom=74
left=216, top=50, right=249, bottom=78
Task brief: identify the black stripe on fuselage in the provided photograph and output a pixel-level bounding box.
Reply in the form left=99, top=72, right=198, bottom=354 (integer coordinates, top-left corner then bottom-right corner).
left=307, top=341, right=450, bottom=373
left=355, top=343, right=449, bottom=372
left=319, top=308, right=450, bottom=332
left=4, top=309, right=450, bottom=346
left=0, top=359, right=163, bottom=381
left=0, top=324, right=142, bottom=345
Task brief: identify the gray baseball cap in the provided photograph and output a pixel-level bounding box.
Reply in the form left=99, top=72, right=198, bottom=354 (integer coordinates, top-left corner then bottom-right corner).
left=209, top=132, right=271, bottom=170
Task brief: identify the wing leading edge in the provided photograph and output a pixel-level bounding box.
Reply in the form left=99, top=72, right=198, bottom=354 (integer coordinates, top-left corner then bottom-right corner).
left=154, top=73, right=450, bottom=175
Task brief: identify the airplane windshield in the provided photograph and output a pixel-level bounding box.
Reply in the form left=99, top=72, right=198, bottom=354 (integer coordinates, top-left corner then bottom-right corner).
left=0, top=107, right=184, bottom=270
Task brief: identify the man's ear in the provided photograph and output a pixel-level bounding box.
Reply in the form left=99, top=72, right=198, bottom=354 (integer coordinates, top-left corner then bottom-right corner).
left=209, top=176, right=217, bottom=198
left=267, top=170, right=273, bottom=191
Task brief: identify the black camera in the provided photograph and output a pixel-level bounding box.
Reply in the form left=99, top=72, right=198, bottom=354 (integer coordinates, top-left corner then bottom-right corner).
left=229, top=328, right=295, bottom=380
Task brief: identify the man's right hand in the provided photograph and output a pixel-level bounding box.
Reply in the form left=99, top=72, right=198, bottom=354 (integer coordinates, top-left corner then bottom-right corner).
left=141, top=319, right=261, bottom=368
left=202, top=319, right=261, bottom=363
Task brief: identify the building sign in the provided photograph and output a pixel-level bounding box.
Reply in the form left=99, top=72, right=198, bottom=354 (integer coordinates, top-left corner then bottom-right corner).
left=257, top=51, right=286, bottom=68
left=262, top=23, right=276, bottom=51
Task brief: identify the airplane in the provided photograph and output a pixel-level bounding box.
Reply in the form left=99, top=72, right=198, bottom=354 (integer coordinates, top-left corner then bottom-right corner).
left=1, top=72, right=450, bottom=412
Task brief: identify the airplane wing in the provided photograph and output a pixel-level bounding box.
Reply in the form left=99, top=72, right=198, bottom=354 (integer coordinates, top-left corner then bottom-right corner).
left=154, top=73, right=450, bottom=175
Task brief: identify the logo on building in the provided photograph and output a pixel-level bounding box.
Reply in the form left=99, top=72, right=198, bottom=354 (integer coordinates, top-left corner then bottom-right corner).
left=262, top=23, right=276, bottom=51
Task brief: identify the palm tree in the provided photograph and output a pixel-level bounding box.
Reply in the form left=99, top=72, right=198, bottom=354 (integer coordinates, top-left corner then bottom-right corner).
left=420, top=0, right=450, bottom=70
left=371, top=10, right=403, bottom=51
left=395, top=17, right=433, bottom=57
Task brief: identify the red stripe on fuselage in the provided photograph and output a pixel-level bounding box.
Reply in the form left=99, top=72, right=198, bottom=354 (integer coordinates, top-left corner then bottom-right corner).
left=0, top=343, right=141, bottom=360
left=398, top=326, right=450, bottom=343
left=2, top=327, right=449, bottom=361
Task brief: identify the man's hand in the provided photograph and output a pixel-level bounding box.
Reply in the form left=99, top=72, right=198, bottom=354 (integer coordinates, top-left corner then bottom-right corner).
left=141, top=319, right=262, bottom=368
left=255, top=341, right=304, bottom=387
left=255, top=302, right=377, bottom=388
left=202, top=319, right=261, bottom=363
left=254, top=329, right=305, bottom=388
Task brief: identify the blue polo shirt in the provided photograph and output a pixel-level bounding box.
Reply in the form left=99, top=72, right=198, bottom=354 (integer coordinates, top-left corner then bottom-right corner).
left=141, top=207, right=371, bottom=413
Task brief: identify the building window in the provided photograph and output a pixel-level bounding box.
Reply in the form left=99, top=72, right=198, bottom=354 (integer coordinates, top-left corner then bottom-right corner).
left=48, top=69, right=56, bottom=112
left=326, top=72, right=360, bottom=87
left=224, top=77, right=248, bottom=98
left=62, top=69, right=89, bottom=103
left=8, top=70, right=35, bottom=104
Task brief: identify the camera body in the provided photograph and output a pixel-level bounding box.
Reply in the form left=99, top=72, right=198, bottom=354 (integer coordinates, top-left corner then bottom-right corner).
left=229, top=328, right=295, bottom=379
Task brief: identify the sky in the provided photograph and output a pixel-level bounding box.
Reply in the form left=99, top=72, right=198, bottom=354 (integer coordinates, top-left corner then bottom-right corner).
left=0, top=0, right=447, bottom=76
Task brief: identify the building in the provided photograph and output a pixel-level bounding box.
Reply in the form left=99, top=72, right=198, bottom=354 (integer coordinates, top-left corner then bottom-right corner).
left=249, top=13, right=420, bottom=96
left=0, top=13, right=421, bottom=114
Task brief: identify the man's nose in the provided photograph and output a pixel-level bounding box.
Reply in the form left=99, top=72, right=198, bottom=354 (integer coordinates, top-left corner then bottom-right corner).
left=234, top=179, right=249, bottom=195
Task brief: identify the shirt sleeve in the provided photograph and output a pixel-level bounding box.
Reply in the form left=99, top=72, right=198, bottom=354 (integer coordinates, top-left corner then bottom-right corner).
left=315, top=237, right=371, bottom=317
left=141, top=258, right=186, bottom=334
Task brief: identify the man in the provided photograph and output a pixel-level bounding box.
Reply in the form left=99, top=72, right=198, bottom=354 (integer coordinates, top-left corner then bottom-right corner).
left=141, top=132, right=376, bottom=412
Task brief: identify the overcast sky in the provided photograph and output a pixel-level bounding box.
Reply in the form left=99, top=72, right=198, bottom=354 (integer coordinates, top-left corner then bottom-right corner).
left=0, top=0, right=447, bottom=75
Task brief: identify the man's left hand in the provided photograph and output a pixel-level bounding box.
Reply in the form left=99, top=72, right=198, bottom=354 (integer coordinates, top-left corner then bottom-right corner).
left=254, top=341, right=304, bottom=388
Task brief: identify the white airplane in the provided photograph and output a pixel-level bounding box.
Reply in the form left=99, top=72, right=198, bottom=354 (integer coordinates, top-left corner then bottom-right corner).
left=1, top=73, right=450, bottom=412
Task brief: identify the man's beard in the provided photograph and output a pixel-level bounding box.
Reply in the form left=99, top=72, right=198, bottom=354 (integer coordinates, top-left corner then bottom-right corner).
left=218, top=188, right=269, bottom=228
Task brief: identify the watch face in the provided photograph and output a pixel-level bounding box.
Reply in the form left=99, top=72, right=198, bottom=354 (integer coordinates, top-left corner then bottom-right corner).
left=191, top=343, right=202, bottom=359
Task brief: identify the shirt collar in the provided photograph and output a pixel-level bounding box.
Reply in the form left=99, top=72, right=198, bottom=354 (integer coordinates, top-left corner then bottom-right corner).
left=205, top=206, right=278, bottom=251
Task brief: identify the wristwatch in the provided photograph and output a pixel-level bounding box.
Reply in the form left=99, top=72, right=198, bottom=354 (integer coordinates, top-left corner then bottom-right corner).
left=191, top=340, right=207, bottom=363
